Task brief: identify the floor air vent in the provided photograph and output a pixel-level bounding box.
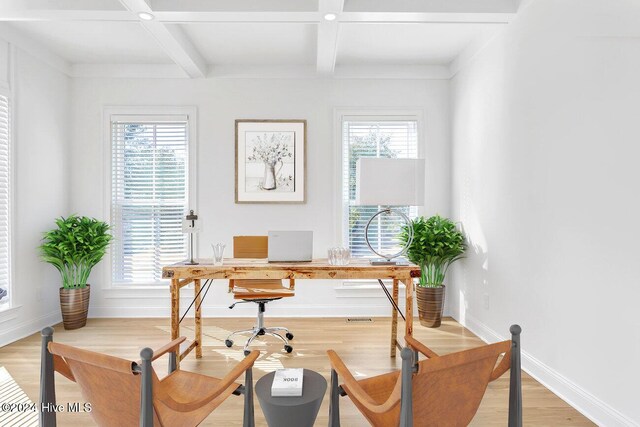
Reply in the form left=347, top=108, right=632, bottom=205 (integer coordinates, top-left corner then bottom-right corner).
left=346, top=318, right=373, bottom=322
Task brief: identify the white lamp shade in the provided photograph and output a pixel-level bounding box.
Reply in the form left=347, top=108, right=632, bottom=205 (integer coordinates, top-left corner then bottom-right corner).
left=356, top=158, right=425, bottom=206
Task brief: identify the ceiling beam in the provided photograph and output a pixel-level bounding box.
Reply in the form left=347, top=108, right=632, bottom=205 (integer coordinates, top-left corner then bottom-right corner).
left=118, top=0, right=207, bottom=78
left=70, top=63, right=452, bottom=80
left=316, top=0, right=344, bottom=75
left=0, top=11, right=136, bottom=22
left=339, top=12, right=515, bottom=24
left=0, top=10, right=515, bottom=24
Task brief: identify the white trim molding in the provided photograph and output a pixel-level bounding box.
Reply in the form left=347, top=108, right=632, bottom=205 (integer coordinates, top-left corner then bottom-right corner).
left=0, top=309, right=61, bottom=348
left=461, top=313, right=638, bottom=427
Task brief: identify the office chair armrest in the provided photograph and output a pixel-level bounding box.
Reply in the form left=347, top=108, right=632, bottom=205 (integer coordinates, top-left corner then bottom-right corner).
left=404, top=335, right=439, bottom=359
left=157, top=350, right=260, bottom=413
left=327, top=350, right=402, bottom=415
left=148, top=337, right=187, bottom=362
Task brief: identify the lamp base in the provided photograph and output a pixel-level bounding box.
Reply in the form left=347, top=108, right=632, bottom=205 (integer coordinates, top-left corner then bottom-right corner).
left=369, top=258, right=410, bottom=266
left=183, top=260, right=199, bottom=265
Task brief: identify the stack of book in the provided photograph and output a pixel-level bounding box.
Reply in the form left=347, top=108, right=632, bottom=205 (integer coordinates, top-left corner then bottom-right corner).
left=271, top=368, right=304, bottom=397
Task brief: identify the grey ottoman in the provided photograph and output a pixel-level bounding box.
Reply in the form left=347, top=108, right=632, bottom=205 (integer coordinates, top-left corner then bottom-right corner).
left=255, top=369, right=327, bottom=427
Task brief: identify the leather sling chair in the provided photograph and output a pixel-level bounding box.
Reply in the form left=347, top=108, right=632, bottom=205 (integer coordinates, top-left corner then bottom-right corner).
left=327, top=325, right=523, bottom=427
left=39, top=326, right=259, bottom=427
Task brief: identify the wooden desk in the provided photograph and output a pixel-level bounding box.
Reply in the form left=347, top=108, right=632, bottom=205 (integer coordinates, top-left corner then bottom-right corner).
left=162, top=259, right=420, bottom=363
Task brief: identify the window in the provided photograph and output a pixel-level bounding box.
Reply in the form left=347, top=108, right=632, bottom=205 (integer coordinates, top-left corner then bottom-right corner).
left=341, top=116, right=420, bottom=258
left=110, top=114, right=192, bottom=286
left=0, top=91, right=11, bottom=309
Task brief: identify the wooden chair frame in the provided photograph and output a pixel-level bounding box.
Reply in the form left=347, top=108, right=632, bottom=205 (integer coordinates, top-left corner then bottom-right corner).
left=328, top=325, right=523, bottom=427
left=39, top=327, right=258, bottom=427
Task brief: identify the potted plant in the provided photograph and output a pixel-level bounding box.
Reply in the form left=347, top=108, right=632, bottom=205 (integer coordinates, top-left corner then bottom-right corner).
left=39, top=215, right=112, bottom=330
left=400, top=215, right=466, bottom=327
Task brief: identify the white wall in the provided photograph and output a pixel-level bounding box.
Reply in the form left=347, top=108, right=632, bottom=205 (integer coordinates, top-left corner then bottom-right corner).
left=69, top=77, right=451, bottom=318
left=450, top=0, right=640, bottom=425
left=0, top=42, right=70, bottom=346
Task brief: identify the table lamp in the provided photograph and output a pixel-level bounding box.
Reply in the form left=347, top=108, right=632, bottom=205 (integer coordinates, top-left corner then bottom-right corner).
left=355, top=158, right=425, bottom=265
left=182, top=210, right=200, bottom=265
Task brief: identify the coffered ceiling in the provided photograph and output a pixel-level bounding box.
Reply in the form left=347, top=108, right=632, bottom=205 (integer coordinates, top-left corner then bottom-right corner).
left=0, top=0, right=522, bottom=79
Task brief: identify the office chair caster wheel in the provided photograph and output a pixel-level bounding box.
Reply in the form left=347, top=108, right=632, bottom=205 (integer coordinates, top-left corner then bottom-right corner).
left=225, top=339, right=233, bottom=348
left=244, top=350, right=251, bottom=356
left=284, top=345, right=293, bottom=354
left=286, top=332, right=294, bottom=340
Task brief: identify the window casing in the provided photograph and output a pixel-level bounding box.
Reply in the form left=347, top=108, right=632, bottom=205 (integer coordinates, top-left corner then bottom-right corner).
left=110, top=113, right=193, bottom=286
left=0, top=90, right=11, bottom=309
left=341, top=115, right=420, bottom=258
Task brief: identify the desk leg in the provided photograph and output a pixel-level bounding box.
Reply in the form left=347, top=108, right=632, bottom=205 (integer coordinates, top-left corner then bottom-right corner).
left=171, top=278, right=180, bottom=368
left=403, top=278, right=414, bottom=340
left=194, top=279, right=202, bottom=358
left=390, top=279, right=399, bottom=358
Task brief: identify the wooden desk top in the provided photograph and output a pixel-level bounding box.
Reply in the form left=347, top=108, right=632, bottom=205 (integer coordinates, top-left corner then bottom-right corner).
left=162, top=258, right=420, bottom=280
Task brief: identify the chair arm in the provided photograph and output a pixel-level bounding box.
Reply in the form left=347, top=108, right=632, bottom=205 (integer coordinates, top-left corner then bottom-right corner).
left=327, top=350, right=402, bottom=415
left=404, top=335, right=439, bottom=359
left=158, top=350, right=260, bottom=413
left=149, top=337, right=187, bottom=362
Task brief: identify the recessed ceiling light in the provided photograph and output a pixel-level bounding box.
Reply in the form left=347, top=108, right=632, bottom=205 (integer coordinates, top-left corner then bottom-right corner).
left=324, top=13, right=337, bottom=21
left=138, top=12, right=154, bottom=21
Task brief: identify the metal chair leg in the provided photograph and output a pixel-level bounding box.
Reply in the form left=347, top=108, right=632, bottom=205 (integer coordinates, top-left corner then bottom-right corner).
left=40, top=327, right=57, bottom=427
left=329, top=369, right=341, bottom=427
left=508, top=325, right=523, bottom=427
left=243, top=331, right=261, bottom=353
left=226, top=328, right=256, bottom=341
left=399, top=347, right=414, bottom=427
left=243, top=368, right=255, bottom=427
left=264, top=331, right=288, bottom=345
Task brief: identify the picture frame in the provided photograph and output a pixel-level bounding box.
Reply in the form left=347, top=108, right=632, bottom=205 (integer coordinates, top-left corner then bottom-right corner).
left=235, top=119, right=307, bottom=204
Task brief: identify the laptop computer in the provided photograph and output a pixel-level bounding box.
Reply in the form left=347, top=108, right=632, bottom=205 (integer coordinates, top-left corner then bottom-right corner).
left=268, top=231, right=313, bottom=262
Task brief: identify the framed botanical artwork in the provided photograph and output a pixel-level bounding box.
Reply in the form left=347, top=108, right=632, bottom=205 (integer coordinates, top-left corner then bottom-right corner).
left=235, top=119, right=307, bottom=203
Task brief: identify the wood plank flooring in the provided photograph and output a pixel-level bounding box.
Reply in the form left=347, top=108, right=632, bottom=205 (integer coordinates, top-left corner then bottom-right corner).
left=0, top=317, right=594, bottom=426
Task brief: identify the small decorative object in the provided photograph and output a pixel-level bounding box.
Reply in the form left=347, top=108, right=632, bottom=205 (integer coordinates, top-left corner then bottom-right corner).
left=328, top=247, right=351, bottom=266
left=400, top=215, right=466, bottom=328
left=182, top=210, right=200, bottom=265
left=211, top=243, right=225, bottom=266
left=235, top=119, right=306, bottom=203
left=39, top=215, right=112, bottom=330
left=355, top=158, right=425, bottom=265
left=271, top=368, right=304, bottom=397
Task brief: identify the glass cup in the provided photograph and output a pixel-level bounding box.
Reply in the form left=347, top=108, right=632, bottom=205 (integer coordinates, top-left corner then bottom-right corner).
left=211, top=243, right=226, bottom=266
left=328, top=247, right=351, bottom=266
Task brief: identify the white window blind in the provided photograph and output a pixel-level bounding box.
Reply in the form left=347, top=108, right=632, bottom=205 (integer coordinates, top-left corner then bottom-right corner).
left=341, top=118, right=419, bottom=257
left=111, top=116, right=189, bottom=285
left=0, top=93, right=10, bottom=308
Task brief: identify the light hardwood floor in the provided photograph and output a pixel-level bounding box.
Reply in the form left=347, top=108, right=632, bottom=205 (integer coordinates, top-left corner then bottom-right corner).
left=0, top=317, right=594, bottom=426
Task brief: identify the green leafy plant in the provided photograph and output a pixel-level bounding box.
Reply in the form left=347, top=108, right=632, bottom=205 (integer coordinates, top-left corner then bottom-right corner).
left=39, top=215, right=112, bottom=289
left=399, top=215, right=466, bottom=287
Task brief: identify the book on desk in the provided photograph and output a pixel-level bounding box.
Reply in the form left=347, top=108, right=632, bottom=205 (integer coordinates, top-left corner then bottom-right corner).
left=271, top=368, right=304, bottom=397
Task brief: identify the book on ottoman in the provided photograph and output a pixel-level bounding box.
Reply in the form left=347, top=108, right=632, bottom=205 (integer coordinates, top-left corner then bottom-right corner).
left=271, top=368, right=304, bottom=397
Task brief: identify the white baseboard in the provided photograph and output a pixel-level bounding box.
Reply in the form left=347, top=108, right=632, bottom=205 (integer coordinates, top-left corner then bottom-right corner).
left=0, top=310, right=62, bottom=348
left=460, top=313, right=638, bottom=427
left=88, top=304, right=414, bottom=318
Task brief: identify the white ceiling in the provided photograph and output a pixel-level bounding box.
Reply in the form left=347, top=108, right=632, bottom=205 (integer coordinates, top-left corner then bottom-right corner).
left=9, top=21, right=172, bottom=64
left=183, top=23, right=317, bottom=66
left=0, top=0, right=520, bottom=78
left=338, top=23, right=499, bottom=65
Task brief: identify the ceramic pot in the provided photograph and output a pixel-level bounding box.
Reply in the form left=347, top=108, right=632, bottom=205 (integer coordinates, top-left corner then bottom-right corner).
left=59, top=285, right=90, bottom=330
left=416, top=285, right=445, bottom=328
